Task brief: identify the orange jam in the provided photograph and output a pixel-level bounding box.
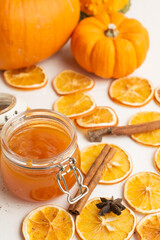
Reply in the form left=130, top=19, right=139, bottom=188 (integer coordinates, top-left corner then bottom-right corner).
left=8, top=127, right=71, bottom=159
left=1, top=110, right=80, bottom=202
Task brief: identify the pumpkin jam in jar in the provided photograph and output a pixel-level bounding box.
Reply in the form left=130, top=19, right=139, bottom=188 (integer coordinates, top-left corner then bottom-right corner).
left=1, top=110, right=80, bottom=202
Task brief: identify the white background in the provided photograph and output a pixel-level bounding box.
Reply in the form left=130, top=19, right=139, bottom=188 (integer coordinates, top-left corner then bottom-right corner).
left=0, top=0, right=160, bottom=239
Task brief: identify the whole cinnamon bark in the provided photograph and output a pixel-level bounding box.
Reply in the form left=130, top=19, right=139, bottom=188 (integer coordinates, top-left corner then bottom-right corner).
left=68, top=144, right=111, bottom=213
left=88, top=120, right=160, bottom=142
left=69, top=147, right=116, bottom=215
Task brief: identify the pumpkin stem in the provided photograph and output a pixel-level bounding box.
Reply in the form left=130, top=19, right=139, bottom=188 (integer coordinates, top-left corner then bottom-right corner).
left=104, top=24, right=119, bottom=38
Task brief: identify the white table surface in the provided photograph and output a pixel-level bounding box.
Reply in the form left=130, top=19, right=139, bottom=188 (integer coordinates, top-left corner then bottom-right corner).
left=0, top=0, right=160, bottom=239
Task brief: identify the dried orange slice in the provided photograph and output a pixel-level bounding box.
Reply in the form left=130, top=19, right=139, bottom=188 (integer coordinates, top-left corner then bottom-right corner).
left=154, top=147, right=160, bottom=173
left=109, top=77, right=154, bottom=107
left=136, top=212, right=160, bottom=239
left=22, top=205, right=74, bottom=240
left=52, top=70, right=95, bottom=95
left=4, top=66, right=48, bottom=90
left=76, top=106, right=118, bottom=129
left=124, top=172, right=160, bottom=214
left=76, top=198, right=136, bottom=240
left=80, top=143, right=132, bottom=184
left=53, top=93, right=96, bottom=119
left=129, top=111, right=160, bottom=146
left=154, top=86, right=160, bottom=104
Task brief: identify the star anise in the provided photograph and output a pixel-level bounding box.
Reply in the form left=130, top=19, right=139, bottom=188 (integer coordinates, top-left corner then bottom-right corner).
left=96, top=197, right=126, bottom=216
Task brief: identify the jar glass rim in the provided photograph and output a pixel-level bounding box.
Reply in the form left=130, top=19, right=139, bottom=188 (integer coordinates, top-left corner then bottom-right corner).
left=0, top=93, right=16, bottom=115
left=1, top=109, right=77, bottom=169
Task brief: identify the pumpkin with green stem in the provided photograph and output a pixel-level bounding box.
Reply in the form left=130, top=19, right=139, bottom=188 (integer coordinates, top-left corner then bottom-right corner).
left=71, top=12, right=149, bottom=79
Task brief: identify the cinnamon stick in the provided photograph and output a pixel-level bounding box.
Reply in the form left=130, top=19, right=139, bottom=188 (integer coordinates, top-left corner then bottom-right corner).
left=68, top=144, right=111, bottom=213
left=88, top=120, right=160, bottom=142
left=69, top=147, right=116, bottom=215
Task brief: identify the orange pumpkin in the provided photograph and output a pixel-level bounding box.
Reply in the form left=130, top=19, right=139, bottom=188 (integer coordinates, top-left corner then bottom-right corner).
left=0, top=0, right=80, bottom=70
left=80, top=0, right=129, bottom=16
left=71, top=12, right=149, bottom=79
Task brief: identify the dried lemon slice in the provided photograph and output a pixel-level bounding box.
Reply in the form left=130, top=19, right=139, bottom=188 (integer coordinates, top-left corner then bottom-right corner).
left=22, top=205, right=75, bottom=240
left=80, top=143, right=132, bottom=184
left=76, top=198, right=136, bottom=240
left=124, top=172, right=160, bottom=214
left=52, top=70, right=95, bottom=95
left=4, top=66, right=48, bottom=90
left=109, top=77, right=154, bottom=107
left=53, top=92, right=96, bottom=119
left=154, top=86, right=160, bottom=104
left=76, top=106, right=118, bottom=128
left=136, top=212, right=160, bottom=239
left=129, top=111, right=160, bottom=146
left=154, top=147, right=160, bottom=173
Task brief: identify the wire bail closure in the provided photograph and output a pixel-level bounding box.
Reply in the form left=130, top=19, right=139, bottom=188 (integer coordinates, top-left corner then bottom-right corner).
left=57, top=157, right=89, bottom=204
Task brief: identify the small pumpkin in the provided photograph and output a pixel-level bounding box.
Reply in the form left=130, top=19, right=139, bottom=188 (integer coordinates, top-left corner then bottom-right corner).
left=0, top=0, right=80, bottom=70
left=71, top=12, right=149, bottom=79
left=80, top=0, right=130, bottom=16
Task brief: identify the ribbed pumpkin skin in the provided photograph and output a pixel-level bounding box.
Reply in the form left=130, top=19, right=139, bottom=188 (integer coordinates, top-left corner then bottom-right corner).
left=80, top=0, right=129, bottom=15
left=0, top=0, right=80, bottom=70
left=71, top=12, right=149, bottom=79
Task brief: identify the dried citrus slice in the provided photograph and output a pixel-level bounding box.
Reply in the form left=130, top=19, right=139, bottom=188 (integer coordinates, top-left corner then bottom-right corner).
left=76, top=198, right=136, bottom=240
left=22, top=205, right=74, bottom=240
left=52, top=70, right=95, bottom=95
left=4, top=66, right=48, bottom=90
left=136, top=212, right=160, bottom=239
left=53, top=93, right=96, bottom=119
left=109, top=77, right=154, bottom=107
left=154, top=86, right=160, bottom=104
left=80, top=143, right=132, bottom=184
left=76, top=106, right=118, bottom=129
left=154, top=147, right=160, bottom=173
left=124, top=172, right=160, bottom=214
left=129, top=111, right=160, bottom=146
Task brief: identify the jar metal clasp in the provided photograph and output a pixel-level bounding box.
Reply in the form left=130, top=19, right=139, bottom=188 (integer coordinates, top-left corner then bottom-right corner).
left=56, top=158, right=89, bottom=204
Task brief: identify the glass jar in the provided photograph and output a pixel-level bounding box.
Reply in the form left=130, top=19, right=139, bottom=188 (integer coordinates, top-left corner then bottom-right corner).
left=0, top=93, right=28, bottom=129
left=0, top=93, right=28, bottom=160
left=0, top=109, right=87, bottom=202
